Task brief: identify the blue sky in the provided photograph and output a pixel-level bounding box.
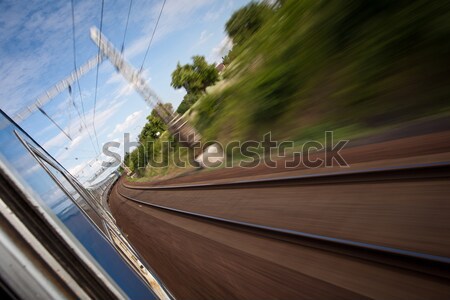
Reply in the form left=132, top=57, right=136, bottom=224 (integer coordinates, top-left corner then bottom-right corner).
left=0, top=0, right=250, bottom=184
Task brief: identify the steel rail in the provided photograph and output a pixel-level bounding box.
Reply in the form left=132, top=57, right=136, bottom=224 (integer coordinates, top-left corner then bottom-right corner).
left=116, top=185, right=450, bottom=281
left=123, top=161, right=450, bottom=191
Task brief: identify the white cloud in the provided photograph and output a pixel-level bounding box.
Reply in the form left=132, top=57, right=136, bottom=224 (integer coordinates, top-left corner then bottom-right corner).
left=106, top=72, right=124, bottom=86
left=42, top=97, right=127, bottom=170
left=115, top=84, right=135, bottom=99
left=203, top=1, right=233, bottom=22
left=108, top=110, right=144, bottom=138
left=203, top=9, right=221, bottom=22
left=43, top=130, right=70, bottom=150
left=106, top=68, right=152, bottom=102
left=198, top=30, right=214, bottom=46
left=69, top=135, right=84, bottom=148
left=123, top=37, right=151, bottom=61
left=69, top=163, right=85, bottom=176
left=209, top=35, right=233, bottom=63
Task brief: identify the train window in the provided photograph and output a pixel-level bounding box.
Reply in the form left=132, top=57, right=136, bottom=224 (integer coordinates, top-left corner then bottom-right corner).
left=38, top=157, right=106, bottom=233
left=0, top=112, right=158, bottom=299
left=11, top=129, right=107, bottom=232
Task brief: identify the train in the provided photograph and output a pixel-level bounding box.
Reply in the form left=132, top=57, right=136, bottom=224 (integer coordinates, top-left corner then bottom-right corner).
left=0, top=109, right=172, bottom=299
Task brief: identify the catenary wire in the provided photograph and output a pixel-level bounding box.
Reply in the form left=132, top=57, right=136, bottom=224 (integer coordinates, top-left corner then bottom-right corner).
left=139, top=0, right=166, bottom=74
left=121, top=0, right=134, bottom=53
left=92, top=0, right=105, bottom=153
left=71, top=0, right=101, bottom=155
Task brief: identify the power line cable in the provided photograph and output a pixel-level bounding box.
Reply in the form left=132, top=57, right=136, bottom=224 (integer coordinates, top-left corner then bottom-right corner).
left=38, top=107, right=72, bottom=141
left=121, top=0, right=134, bottom=53
left=71, top=99, right=100, bottom=154
left=66, top=92, right=74, bottom=137
left=92, top=0, right=105, bottom=153
left=71, top=0, right=101, bottom=155
left=71, top=0, right=88, bottom=126
left=139, top=0, right=166, bottom=74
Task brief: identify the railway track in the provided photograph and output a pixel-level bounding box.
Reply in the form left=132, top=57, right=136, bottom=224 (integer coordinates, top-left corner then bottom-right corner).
left=117, top=187, right=450, bottom=280
left=113, top=162, right=450, bottom=299
left=123, top=161, right=450, bottom=190
left=118, top=162, right=450, bottom=278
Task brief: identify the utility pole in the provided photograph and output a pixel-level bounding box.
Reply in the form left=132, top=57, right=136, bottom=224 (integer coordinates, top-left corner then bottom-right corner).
left=89, top=26, right=202, bottom=150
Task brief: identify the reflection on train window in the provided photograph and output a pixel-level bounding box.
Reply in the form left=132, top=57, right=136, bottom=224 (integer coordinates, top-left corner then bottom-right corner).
left=2, top=117, right=158, bottom=298
left=38, top=157, right=106, bottom=233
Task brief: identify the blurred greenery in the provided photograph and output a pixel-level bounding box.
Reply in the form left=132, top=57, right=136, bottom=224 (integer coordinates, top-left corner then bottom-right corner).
left=128, top=0, right=450, bottom=178
left=176, top=92, right=201, bottom=115
left=125, top=103, right=179, bottom=176
left=171, top=55, right=219, bottom=114
left=225, top=1, right=272, bottom=46
left=191, top=0, right=450, bottom=143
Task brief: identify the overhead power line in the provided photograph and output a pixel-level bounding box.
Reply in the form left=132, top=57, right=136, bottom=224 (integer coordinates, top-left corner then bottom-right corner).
left=38, top=107, right=72, bottom=141
left=69, top=87, right=100, bottom=154
left=121, top=0, right=134, bottom=53
left=70, top=0, right=100, bottom=155
left=139, top=0, right=166, bottom=74
left=12, top=55, right=102, bottom=123
left=65, top=88, right=73, bottom=137
left=92, top=0, right=105, bottom=153
left=71, top=0, right=88, bottom=126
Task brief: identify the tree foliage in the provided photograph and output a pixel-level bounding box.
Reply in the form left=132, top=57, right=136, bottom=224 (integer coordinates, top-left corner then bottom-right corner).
left=126, top=103, right=174, bottom=175
left=171, top=56, right=219, bottom=114
left=171, top=56, right=219, bottom=94
left=176, top=92, right=201, bottom=114
left=191, top=0, right=450, bottom=143
left=139, top=103, right=173, bottom=143
left=151, top=102, right=174, bottom=119
left=138, top=116, right=165, bottom=143
left=225, top=2, right=272, bottom=46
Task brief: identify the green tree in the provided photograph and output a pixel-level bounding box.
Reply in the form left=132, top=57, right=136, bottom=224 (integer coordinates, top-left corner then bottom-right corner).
left=176, top=92, right=201, bottom=114
left=120, top=152, right=130, bottom=173
left=139, top=116, right=165, bottom=143
left=171, top=56, right=219, bottom=94
left=171, top=56, right=219, bottom=113
left=128, top=145, right=148, bottom=175
left=151, top=102, right=174, bottom=119
left=139, top=103, right=173, bottom=143
left=225, top=2, right=271, bottom=46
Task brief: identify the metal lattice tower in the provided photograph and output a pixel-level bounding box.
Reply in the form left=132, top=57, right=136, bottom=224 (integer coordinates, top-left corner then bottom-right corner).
left=90, top=26, right=202, bottom=148
left=13, top=55, right=104, bottom=123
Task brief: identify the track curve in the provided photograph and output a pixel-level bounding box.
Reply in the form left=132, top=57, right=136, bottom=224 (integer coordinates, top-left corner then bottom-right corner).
left=110, top=163, right=450, bottom=299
